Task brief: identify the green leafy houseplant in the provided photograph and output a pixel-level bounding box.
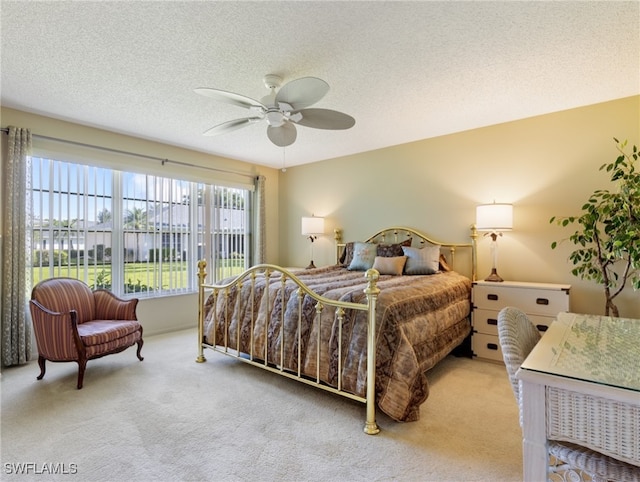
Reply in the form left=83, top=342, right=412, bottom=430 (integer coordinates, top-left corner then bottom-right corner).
left=550, top=138, right=640, bottom=317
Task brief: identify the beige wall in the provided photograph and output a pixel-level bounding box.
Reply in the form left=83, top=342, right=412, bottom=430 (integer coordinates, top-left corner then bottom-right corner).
left=2, top=96, right=639, bottom=340
left=279, top=95, right=640, bottom=318
left=1, top=107, right=281, bottom=337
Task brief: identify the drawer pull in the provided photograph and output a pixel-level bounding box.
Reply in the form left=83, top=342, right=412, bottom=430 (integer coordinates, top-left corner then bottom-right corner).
left=536, top=298, right=550, bottom=305
left=536, top=324, right=548, bottom=332
left=487, top=294, right=498, bottom=301
left=486, top=343, right=499, bottom=351
left=487, top=318, right=498, bottom=325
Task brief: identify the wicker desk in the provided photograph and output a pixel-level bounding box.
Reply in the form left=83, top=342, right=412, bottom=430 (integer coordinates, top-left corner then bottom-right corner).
left=516, top=312, right=640, bottom=481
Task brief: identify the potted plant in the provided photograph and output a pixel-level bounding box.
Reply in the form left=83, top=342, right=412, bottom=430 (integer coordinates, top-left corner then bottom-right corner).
left=550, top=138, right=640, bottom=317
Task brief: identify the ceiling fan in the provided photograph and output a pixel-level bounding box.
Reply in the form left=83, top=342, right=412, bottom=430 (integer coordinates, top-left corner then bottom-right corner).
left=195, top=74, right=355, bottom=147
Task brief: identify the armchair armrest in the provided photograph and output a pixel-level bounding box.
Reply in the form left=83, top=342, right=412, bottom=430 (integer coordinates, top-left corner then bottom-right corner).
left=29, top=300, right=81, bottom=360
left=93, top=290, right=138, bottom=320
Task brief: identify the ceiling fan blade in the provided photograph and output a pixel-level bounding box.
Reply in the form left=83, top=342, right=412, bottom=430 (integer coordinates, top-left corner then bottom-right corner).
left=203, top=117, right=262, bottom=136
left=195, top=88, right=265, bottom=110
left=293, top=108, right=356, bottom=130
left=267, top=123, right=297, bottom=147
left=275, top=77, right=329, bottom=110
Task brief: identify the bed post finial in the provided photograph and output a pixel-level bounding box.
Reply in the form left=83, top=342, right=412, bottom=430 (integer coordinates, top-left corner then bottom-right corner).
left=364, top=268, right=379, bottom=288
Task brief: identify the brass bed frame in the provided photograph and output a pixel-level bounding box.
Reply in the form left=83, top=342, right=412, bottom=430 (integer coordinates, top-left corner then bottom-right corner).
left=196, top=226, right=478, bottom=435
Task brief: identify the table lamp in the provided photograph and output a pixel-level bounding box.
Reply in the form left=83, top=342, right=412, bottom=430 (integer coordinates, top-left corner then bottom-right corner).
left=301, top=215, right=325, bottom=269
left=476, top=202, right=513, bottom=282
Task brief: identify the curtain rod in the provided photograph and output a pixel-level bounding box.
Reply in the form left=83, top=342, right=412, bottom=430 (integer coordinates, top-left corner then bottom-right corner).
left=1, top=127, right=257, bottom=180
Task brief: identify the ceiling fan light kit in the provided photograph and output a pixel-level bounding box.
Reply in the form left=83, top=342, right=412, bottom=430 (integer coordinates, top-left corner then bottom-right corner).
left=266, top=110, right=285, bottom=127
left=195, top=74, right=355, bottom=147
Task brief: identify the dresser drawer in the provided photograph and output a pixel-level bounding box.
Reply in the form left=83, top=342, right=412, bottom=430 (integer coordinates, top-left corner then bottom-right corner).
left=473, top=308, right=499, bottom=335
left=473, top=309, right=553, bottom=335
left=527, top=314, right=553, bottom=333
left=472, top=333, right=503, bottom=362
left=472, top=284, right=569, bottom=316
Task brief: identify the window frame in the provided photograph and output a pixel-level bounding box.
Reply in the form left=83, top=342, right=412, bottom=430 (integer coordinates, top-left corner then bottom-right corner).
left=29, top=155, right=253, bottom=298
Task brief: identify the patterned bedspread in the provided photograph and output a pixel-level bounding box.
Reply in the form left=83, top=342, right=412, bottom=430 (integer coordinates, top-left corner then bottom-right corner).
left=203, top=265, right=471, bottom=422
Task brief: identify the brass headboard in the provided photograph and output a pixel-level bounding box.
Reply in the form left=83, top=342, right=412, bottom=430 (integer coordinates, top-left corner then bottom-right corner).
left=334, top=226, right=478, bottom=281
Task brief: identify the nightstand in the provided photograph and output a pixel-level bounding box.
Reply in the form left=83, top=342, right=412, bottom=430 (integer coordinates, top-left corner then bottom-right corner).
left=471, top=280, right=571, bottom=363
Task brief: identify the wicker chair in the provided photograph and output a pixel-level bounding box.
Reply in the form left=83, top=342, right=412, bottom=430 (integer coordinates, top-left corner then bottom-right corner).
left=497, top=307, right=639, bottom=482
left=30, top=278, right=144, bottom=389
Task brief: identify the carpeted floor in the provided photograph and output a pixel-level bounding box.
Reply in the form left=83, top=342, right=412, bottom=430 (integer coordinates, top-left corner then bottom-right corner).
left=1, top=329, right=523, bottom=481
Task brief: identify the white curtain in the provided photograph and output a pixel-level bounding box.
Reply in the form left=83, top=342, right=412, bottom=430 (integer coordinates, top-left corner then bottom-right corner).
left=254, top=175, right=266, bottom=264
left=1, top=126, right=32, bottom=366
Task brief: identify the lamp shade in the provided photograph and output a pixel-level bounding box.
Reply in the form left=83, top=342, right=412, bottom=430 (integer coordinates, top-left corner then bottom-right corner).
left=301, top=216, right=325, bottom=235
left=476, top=203, right=513, bottom=231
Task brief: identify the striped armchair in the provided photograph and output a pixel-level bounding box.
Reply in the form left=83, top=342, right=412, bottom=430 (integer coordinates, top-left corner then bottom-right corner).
left=29, top=278, right=144, bottom=389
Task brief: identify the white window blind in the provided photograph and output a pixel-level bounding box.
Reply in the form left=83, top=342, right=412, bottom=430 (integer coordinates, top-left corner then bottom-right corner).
left=30, top=156, right=252, bottom=297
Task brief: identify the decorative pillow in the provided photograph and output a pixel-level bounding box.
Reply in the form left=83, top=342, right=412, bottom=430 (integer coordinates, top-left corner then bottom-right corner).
left=341, top=238, right=412, bottom=266
left=402, top=245, right=440, bottom=275
left=376, top=238, right=412, bottom=257
left=439, top=254, right=452, bottom=272
left=372, top=256, right=407, bottom=276
left=347, top=242, right=377, bottom=271
left=339, top=241, right=355, bottom=266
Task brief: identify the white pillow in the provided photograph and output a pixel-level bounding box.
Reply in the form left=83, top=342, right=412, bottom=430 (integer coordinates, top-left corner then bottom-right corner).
left=402, top=245, right=440, bottom=275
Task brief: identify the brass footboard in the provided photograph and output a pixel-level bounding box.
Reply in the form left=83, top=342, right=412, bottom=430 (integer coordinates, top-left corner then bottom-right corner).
left=196, top=260, right=381, bottom=435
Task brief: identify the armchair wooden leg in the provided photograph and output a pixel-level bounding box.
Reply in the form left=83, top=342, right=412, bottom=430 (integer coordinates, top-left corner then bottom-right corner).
left=76, top=359, right=87, bottom=390
left=136, top=339, right=144, bottom=361
left=37, top=355, right=46, bottom=380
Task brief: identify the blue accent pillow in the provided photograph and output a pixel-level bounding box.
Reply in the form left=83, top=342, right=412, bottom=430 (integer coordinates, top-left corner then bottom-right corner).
left=402, top=245, right=440, bottom=275
left=347, top=242, right=377, bottom=271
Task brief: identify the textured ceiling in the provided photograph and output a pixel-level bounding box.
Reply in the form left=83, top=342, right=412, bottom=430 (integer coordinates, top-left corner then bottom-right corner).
left=2, top=1, right=639, bottom=169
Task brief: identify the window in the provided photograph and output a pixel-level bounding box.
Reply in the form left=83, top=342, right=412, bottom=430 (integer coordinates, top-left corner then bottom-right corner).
left=30, top=157, right=252, bottom=296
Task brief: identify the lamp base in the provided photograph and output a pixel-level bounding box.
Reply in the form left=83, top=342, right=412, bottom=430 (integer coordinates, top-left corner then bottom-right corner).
left=306, top=260, right=316, bottom=269
left=484, top=268, right=504, bottom=282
